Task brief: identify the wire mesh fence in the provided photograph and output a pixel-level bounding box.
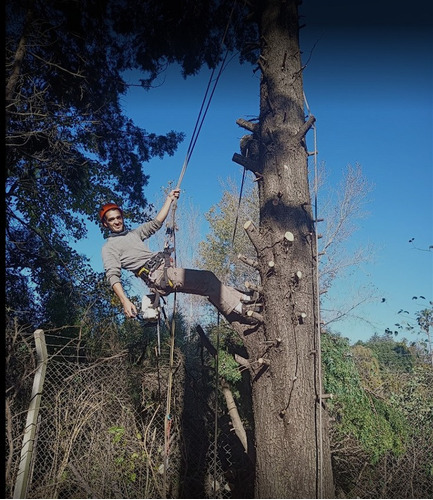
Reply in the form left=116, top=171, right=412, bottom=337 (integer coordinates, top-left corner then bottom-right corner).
left=6, top=331, right=184, bottom=498
left=8, top=323, right=430, bottom=498
left=5, top=325, right=254, bottom=499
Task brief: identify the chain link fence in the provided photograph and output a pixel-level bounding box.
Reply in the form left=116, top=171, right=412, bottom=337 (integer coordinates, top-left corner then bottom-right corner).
left=6, top=323, right=433, bottom=498
left=5, top=323, right=254, bottom=499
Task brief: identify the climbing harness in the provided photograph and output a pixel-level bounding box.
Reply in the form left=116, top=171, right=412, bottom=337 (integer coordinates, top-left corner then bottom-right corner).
left=135, top=249, right=175, bottom=295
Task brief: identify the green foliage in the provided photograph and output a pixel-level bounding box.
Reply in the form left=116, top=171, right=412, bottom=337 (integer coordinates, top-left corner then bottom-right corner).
left=108, top=426, right=126, bottom=444
left=359, top=333, right=414, bottom=373
left=5, top=0, right=259, bottom=348
left=108, top=426, right=148, bottom=485
left=390, top=363, right=433, bottom=429
left=417, top=307, right=433, bottom=335
left=198, top=178, right=259, bottom=288
left=208, top=324, right=243, bottom=383
left=218, top=348, right=242, bottom=385
left=350, top=344, right=382, bottom=393
left=325, top=325, right=433, bottom=497
left=6, top=0, right=186, bottom=331
left=416, top=306, right=433, bottom=364
left=322, top=333, right=408, bottom=463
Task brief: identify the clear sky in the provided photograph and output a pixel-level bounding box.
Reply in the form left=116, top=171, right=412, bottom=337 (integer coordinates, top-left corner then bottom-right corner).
left=76, top=0, right=433, bottom=344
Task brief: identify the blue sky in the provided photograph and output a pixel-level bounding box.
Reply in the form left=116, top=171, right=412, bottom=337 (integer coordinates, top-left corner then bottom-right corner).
left=76, top=1, right=432, bottom=344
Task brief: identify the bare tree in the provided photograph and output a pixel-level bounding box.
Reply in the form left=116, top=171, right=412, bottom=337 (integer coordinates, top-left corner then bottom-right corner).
left=227, top=1, right=334, bottom=496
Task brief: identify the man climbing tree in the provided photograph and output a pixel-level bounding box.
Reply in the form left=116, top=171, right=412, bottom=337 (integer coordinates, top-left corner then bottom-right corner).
left=100, top=188, right=261, bottom=324
left=100, top=0, right=335, bottom=496
left=6, top=0, right=335, bottom=496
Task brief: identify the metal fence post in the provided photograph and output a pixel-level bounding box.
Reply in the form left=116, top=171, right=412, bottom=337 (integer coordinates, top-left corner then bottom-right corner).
left=13, top=329, right=48, bottom=499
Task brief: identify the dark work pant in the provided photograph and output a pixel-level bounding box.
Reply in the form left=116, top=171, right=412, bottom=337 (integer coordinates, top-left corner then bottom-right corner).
left=149, top=267, right=242, bottom=316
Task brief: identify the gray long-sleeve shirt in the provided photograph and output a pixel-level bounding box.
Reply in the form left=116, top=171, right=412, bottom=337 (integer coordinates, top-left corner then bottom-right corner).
left=101, top=219, right=163, bottom=287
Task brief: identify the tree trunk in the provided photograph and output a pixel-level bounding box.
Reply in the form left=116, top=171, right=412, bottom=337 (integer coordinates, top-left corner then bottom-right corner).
left=240, top=0, right=334, bottom=497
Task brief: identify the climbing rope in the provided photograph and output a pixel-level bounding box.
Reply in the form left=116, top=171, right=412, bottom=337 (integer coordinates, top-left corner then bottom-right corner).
left=231, top=166, right=247, bottom=247
left=161, top=3, right=238, bottom=494
left=304, top=91, right=324, bottom=498
left=175, top=2, right=237, bottom=191
left=213, top=313, right=220, bottom=494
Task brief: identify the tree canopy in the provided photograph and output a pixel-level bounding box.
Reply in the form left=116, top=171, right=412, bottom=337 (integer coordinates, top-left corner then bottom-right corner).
left=6, top=0, right=252, bottom=326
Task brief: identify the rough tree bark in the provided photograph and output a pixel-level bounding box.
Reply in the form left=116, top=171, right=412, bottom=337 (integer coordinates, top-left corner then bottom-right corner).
left=232, top=0, right=334, bottom=497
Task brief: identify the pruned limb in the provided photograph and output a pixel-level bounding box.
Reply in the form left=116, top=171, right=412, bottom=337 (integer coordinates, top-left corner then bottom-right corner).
left=246, top=310, right=264, bottom=323
left=284, top=231, right=294, bottom=243
left=313, top=251, right=326, bottom=260
left=257, top=58, right=266, bottom=75
left=294, top=115, right=316, bottom=142
left=293, top=271, right=303, bottom=283
left=238, top=253, right=259, bottom=269
left=236, top=118, right=258, bottom=133
left=320, top=393, right=334, bottom=400
left=232, top=152, right=259, bottom=173
left=243, top=220, right=262, bottom=252
left=221, top=380, right=249, bottom=455
left=253, top=172, right=264, bottom=182
left=235, top=353, right=250, bottom=368
left=298, top=312, right=307, bottom=324
left=257, top=357, right=270, bottom=366
left=194, top=329, right=251, bottom=457
left=245, top=281, right=263, bottom=293
left=261, top=337, right=282, bottom=347
left=282, top=231, right=294, bottom=251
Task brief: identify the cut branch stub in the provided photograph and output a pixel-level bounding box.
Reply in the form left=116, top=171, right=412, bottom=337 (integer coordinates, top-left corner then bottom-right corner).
left=294, top=114, right=316, bottom=142
left=298, top=312, right=307, bottom=324
left=245, top=281, right=263, bottom=293
left=257, top=357, right=270, bottom=366
left=238, top=253, right=259, bottom=269
left=246, top=310, right=264, bottom=323
left=284, top=231, right=294, bottom=242
left=320, top=393, right=334, bottom=400
left=234, top=353, right=250, bottom=368
left=293, top=270, right=302, bottom=283
left=221, top=380, right=249, bottom=455
left=236, top=117, right=258, bottom=133
left=253, top=171, right=264, bottom=183
left=283, top=231, right=294, bottom=249
left=232, top=152, right=259, bottom=173
left=243, top=220, right=262, bottom=251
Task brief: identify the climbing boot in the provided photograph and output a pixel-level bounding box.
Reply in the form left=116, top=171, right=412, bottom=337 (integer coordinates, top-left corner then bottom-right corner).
left=227, top=304, right=263, bottom=325
left=242, top=303, right=263, bottom=314
left=240, top=290, right=261, bottom=304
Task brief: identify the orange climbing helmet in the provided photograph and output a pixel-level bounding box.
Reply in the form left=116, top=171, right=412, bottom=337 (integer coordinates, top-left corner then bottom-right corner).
left=99, top=202, right=123, bottom=221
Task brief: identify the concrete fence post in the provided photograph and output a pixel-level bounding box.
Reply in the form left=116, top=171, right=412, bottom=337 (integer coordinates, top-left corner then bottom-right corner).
left=13, top=329, right=48, bottom=499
